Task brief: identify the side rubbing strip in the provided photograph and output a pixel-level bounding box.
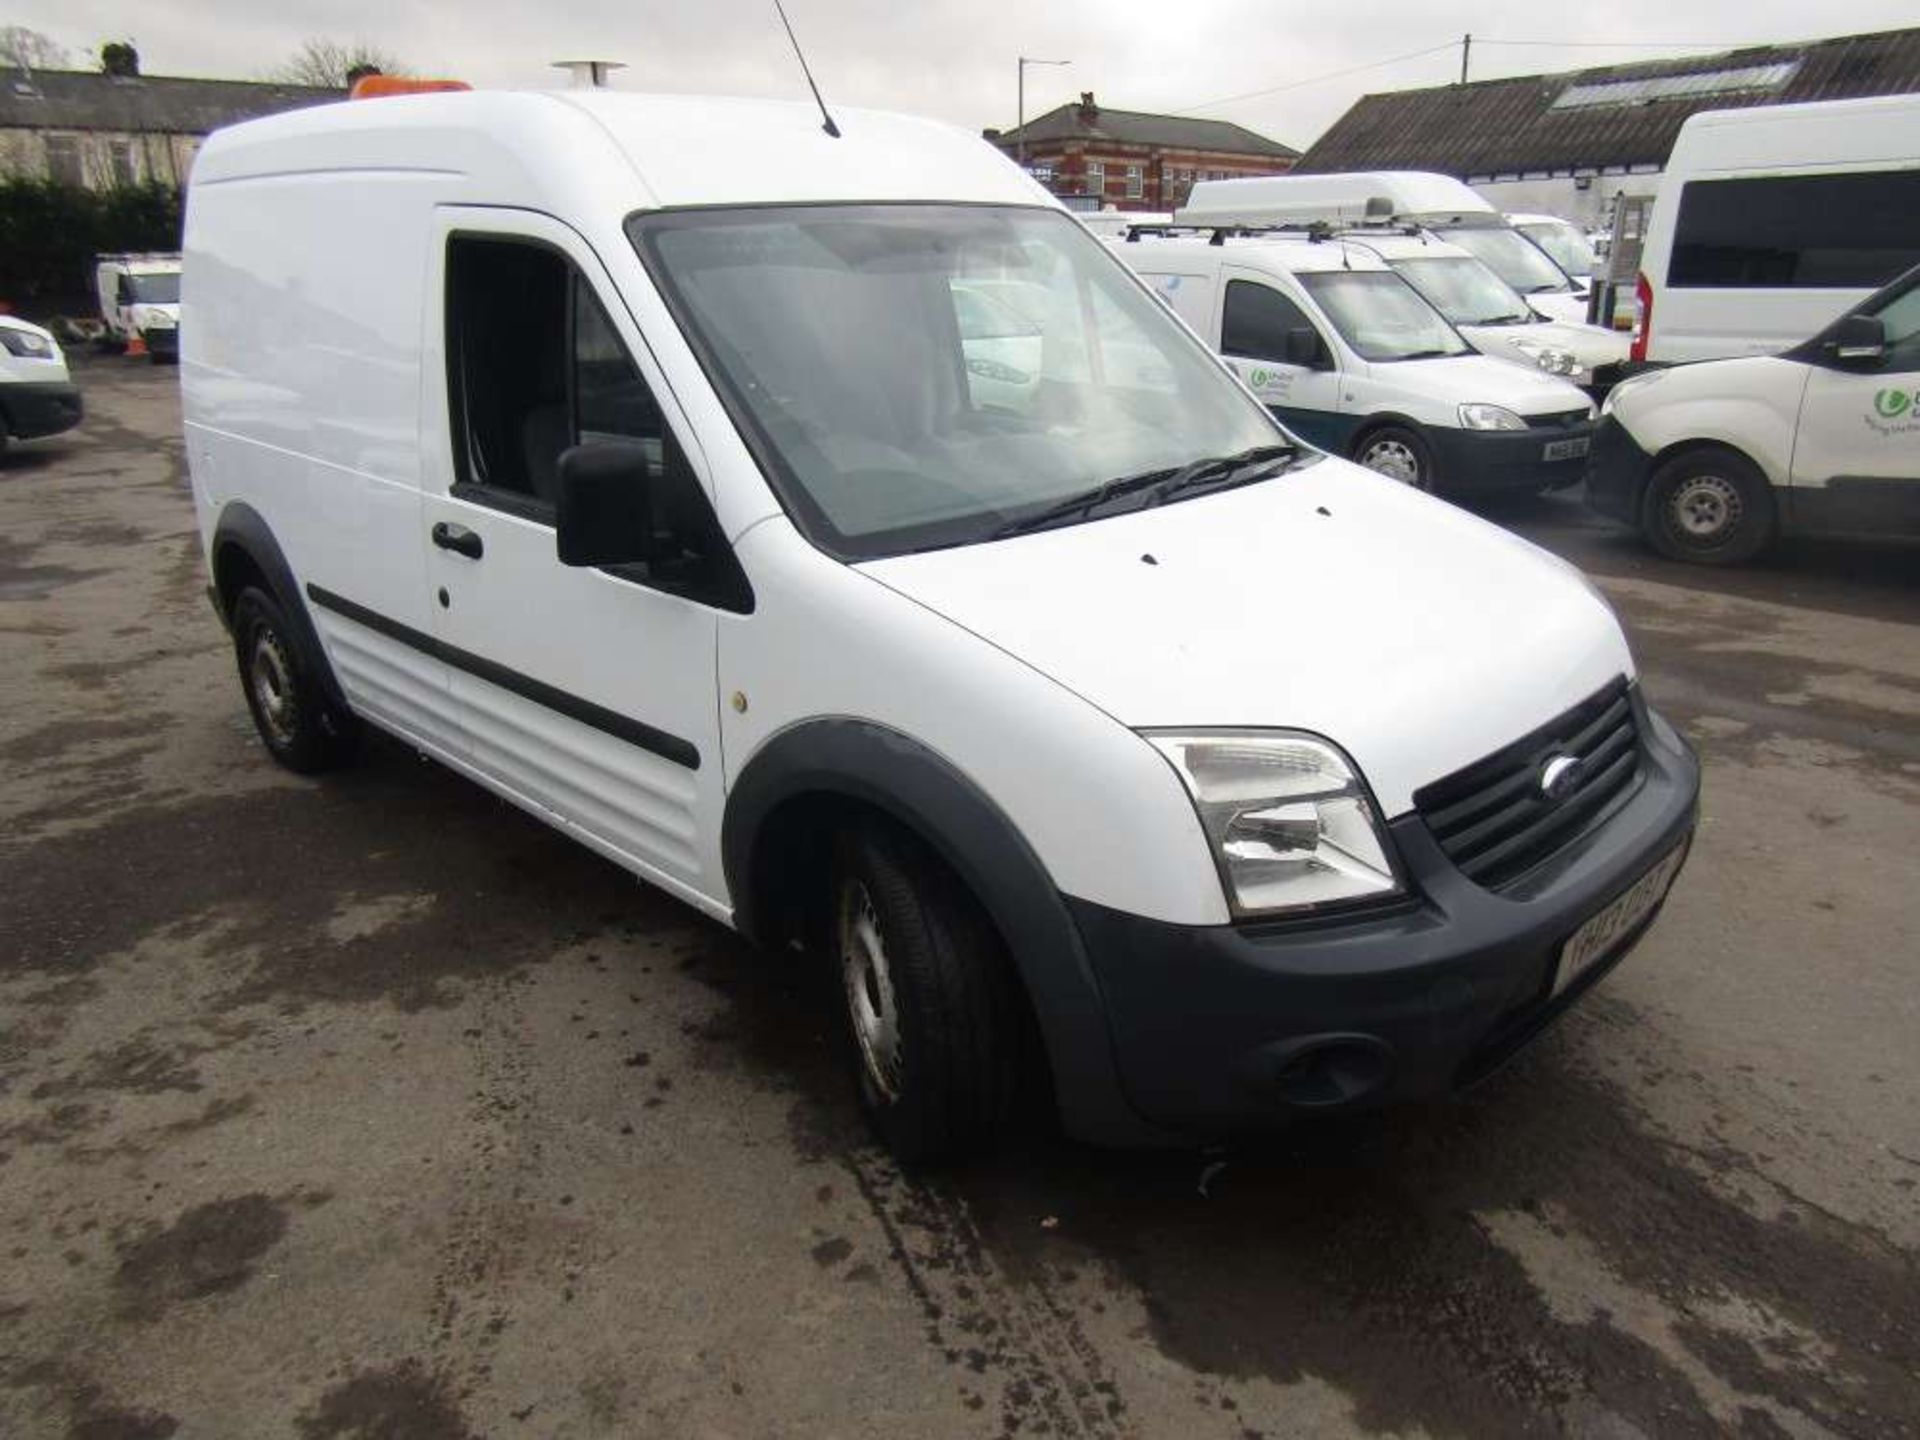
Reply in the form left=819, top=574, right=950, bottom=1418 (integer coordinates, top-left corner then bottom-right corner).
left=306, top=584, right=700, bottom=771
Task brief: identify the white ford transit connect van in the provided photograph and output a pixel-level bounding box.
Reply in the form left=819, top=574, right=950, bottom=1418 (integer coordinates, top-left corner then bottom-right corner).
left=183, top=88, right=1698, bottom=1160
left=1115, top=231, right=1597, bottom=493
left=1632, top=94, right=1920, bottom=365
left=1181, top=173, right=1592, bottom=326
left=1591, top=261, right=1920, bottom=563
left=0, top=315, right=82, bottom=450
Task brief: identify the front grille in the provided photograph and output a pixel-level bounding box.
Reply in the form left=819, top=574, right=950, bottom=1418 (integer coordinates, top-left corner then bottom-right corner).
left=1526, top=408, right=1592, bottom=430
left=1415, top=679, right=1643, bottom=891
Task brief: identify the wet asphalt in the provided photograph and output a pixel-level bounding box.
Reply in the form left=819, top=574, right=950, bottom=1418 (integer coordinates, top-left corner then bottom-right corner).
left=2, top=359, right=1916, bottom=1439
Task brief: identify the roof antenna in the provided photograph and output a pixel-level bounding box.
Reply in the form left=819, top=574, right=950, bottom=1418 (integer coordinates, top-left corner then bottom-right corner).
left=773, top=0, right=840, bottom=138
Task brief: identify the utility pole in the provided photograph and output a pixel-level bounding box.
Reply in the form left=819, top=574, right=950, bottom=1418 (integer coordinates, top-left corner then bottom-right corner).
left=1460, top=33, right=1471, bottom=85
left=1016, top=56, right=1071, bottom=170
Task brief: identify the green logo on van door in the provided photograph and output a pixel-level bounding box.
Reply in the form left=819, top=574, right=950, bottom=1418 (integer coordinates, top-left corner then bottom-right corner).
left=1874, top=388, right=1912, bottom=419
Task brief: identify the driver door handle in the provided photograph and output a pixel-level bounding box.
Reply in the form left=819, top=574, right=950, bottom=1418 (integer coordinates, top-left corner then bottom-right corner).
left=431, top=522, right=484, bottom=560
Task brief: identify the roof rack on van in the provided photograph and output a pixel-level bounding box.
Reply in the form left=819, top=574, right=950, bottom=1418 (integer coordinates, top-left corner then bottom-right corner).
left=1121, top=220, right=1426, bottom=246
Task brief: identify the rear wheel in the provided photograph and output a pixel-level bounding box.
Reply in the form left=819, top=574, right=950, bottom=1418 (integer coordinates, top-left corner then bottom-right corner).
left=833, top=823, right=1023, bottom=1165
left=1642, top=447, right=1775, bottom=565
left=230, top=586, right=358, bottom=773
left=1353, top=424, right=1437, bottom=491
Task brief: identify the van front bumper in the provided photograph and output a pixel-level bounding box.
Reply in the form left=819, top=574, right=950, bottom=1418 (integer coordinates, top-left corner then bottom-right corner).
left=1585, top=414, right=1655, bottom=525
left=1, top=381, right=83, bottom=440
left=1431, top=418, right=1595, bottom=492
left=1069, top=699, right=1698, bottom=1136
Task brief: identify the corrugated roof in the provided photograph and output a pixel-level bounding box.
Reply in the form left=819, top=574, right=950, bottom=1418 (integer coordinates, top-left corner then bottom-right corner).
left=0, top=69, right=340, bottom=135
left=1000, top=98, right=1298, bottom=159
left=1296, top=25, right=1920, bottom=177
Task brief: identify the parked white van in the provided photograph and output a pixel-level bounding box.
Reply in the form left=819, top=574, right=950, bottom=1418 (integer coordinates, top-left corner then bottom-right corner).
left=1114, top=232, right=1597, bottom=493
left=95, top=252, right=182, bottom=362
left=1591, top=261, right=1920, bottom=562
left=183, top=88, right=1698, bottom=1160
left=0, top=314, right=82, bottom=449
left=1632, top=94, right=1920, bottom=364
left=1180, top=172, right=1592, bottom=326
left=1329, top=230, right=1627, bottom=393
left=1507, top=214, right=1599, bottom=288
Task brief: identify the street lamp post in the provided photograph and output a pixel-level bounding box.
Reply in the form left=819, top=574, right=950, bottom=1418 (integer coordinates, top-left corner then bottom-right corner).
left=1016, top=56, right=1070, bottom=171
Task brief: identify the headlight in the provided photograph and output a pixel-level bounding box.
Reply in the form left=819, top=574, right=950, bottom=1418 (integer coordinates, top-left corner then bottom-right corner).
left=1516, top=342, right=1579, bottom=377
left=143, top=313, right=178, bottom=330
left=1146, top=731, right=1402, bottom=915
left=0, top=329, right=54, bottom=358
left=1457, top=403, right=1527, bottom=432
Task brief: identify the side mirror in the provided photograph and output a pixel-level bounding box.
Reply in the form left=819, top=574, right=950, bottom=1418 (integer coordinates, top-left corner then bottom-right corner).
left=555, top=443, right=659, bottom=568
left=1828, top=313, right=1886, bottom=365
left=1283, top=327, right=1328, bottom=369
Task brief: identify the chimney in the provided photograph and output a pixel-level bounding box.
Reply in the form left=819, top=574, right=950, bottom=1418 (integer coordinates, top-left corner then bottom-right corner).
left=1078, top=91, right=1097, bottom=124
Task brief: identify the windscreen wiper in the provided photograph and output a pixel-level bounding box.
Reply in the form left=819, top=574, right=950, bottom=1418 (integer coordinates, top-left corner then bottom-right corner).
left=1148, top=443, right=1300, bottom=505
left=991, top=444, right=1298, bottom=539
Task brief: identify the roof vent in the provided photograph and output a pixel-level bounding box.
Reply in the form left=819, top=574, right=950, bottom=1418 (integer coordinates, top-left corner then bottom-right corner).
left=552, top=59, right=625, bottom=89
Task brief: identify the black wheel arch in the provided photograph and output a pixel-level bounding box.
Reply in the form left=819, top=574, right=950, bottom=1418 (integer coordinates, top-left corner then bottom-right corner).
left=722, top=718, right=1168, bottom=1146
left=210, top=501, right=350, bottom=715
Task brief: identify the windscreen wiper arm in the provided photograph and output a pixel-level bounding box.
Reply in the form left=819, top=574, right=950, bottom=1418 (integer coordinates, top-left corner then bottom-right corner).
left=1147, top=443, right=1301, bottom=504
left=991, top=444, right=1299, bottom=539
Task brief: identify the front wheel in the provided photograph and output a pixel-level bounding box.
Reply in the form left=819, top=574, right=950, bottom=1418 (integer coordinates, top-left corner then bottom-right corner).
left=833, top=824, right=1024, bottom=1165
left=230, top=587, right=358, bottom=773
left=1352, top=425, right=1437, bottom=491
left=1642, top=448, right=1776, bottom=565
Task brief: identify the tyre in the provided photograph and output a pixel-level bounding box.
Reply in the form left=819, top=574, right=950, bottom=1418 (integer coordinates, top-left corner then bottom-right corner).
left=833, top=822, right=1023, bottom=1164
left=230, top=586, right=358, bottom=773
left=1352, top=424, right=1437, bottom=491
left=1641, top=447, right=1776, bottom=565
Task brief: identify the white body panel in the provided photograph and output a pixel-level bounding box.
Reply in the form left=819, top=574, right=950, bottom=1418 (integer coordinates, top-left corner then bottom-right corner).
left=865, top=466, right=1632, bottom=821
left=1637, top=94, right=1920, bottom=363
left=1607, top=358, right=1805, bottom=485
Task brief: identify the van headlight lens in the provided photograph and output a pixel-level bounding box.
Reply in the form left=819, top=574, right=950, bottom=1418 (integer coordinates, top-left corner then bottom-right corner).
left=0, top=329, right=53, bottom=358
left=1458, top=403, right=1527, bottom=431
left=1146, top=731, right=1401, bottom=915
left=1516, top=341, right=1579, bottom=377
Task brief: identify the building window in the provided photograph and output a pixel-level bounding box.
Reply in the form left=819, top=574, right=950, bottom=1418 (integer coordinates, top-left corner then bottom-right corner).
left=1085, top=160, right=1104, bottom=196
left=109, top=140, right=136, bottom=188
left=1126, top=165, right=1143, bottom=199
left=45, top=134, right=84, bottom=188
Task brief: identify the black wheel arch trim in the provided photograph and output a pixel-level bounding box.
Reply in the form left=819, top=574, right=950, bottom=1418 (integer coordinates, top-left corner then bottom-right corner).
left=210, top=501, right=351, bottom=716
left=722, top=717, right=1171, bottom=1146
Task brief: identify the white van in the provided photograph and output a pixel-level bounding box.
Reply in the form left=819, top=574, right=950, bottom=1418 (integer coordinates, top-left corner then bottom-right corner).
left=0, top=314, right=82, bottom=449
left=1633, top=94, right=1920, bottom=364
left=1114, top=232, right=1597, bottom=493
left=183, top=87, right=1698, bottom=1160
left=1330, top=230, right=1627, bottom=393
left=1591, top=261, right=1920, bottom=562
left=95, top=252, right=182, bottom=362
left=1507, top=214, right=1599, bottom=289
left=1181, top=172, right=1591, bottom=326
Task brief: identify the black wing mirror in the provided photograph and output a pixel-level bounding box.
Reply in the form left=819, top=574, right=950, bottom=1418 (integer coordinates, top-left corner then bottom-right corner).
left=1828, top=313, right=1886, bottom=366
left=555, top=443, right=661, bottom=568
left=1283, top=327, right=1327, bottom=369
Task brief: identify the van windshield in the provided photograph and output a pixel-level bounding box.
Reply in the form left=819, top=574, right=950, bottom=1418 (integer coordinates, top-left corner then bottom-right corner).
left=1296, top=270, right=1471, bottom=361
left=629, top=205, right=1284, bottom=559
left=1389, top=256, right=1534, bottom=326
left=1516, top=220, right=1597, bottom=280
left=1435, top=225, right=1575, bottom=295
left=129, top=272, right=180, bottom=304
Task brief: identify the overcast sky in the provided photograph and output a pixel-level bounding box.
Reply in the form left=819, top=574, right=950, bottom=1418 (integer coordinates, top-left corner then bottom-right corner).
left=14, top=0, right=1920, bottom=151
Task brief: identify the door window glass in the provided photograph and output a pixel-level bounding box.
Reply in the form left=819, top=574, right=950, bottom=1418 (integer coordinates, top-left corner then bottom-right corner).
left=1871, top=282, right=1920, bottom=371
left=1222, top=280, right=1319, bottom=362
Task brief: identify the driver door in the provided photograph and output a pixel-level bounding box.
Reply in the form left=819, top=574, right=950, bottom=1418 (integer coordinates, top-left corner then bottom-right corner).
left=1216, top=272, right=1346, bottom=450
left=1788, top=276, right=1920, bottom=536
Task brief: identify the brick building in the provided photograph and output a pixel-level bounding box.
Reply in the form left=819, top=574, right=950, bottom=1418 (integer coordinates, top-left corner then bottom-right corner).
left=989, top=92, right=1297, bottom=211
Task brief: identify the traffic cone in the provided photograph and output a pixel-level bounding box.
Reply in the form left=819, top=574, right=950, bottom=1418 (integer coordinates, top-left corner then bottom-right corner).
left=126, top=333, right=147, bottom=358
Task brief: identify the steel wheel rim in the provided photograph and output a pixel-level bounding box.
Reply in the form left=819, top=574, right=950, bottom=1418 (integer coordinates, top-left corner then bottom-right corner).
left=1361, top=438, right=1422, bottom=486
left=249, top=629, right=298, bottom=747
left=838, top=881, right=903, bottom=1102
left=1669, top=473, right=1741, bottom=544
